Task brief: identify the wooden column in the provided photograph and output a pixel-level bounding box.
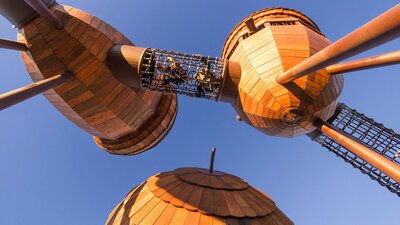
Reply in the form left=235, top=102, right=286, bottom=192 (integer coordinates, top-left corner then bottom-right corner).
left=326, top=50, right=400, bottom=74
left=24, top=0, right=63, bottom=29
left=314, top=119, right=400, bottom=183
left=107, top=45, right=147, bottom=90
left=276, top=4, right=400, bottom=84
left=0, top=72, right=73, bottom=111
left=0, top=38, right=28, bottom=51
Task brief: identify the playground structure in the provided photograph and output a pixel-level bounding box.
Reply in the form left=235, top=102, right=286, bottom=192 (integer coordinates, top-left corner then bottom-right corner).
left=0, top=1, right=400, bottom=223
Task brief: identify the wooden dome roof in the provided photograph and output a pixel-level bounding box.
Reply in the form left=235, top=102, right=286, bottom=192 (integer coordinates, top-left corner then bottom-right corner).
left=222, top=7, right=323, bottom=60
left=106, top=167, right=293, bottom=225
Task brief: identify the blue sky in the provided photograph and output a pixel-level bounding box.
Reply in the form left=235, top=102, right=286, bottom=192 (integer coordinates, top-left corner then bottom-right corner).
left=0, top=0, right=399, bottom=224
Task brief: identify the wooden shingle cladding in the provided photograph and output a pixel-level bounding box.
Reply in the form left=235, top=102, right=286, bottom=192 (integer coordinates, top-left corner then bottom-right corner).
left=222, top=7, right=323, bottom=60
left=221, top=8, right=343, bottom=137
left=106, top=168, right=294, bottom=225
left=18, top=4, right=177, bottom=155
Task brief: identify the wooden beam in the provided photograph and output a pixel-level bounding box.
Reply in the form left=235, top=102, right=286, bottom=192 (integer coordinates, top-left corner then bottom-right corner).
left=245, top=18, right=257, bottom=33
left=276, top=4, right=400, bottom=84
left=314, top=119, right=400, bottom=184
left=24, top=0, right=63, bottom=29
left=0, top=72, right=73, bottom=111
left=0, top=38, right=28, bottom=51
left=326, top=50, right=400, bottom=74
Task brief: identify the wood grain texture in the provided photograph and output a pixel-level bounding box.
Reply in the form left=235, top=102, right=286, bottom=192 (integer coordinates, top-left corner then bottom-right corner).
left=220, top=8, right=343, bottom=137
left=18, top=4, right=178, bottom=155
left=222, top=7, right=323, bottom=60
left=106, top=167, right=294, bottom=225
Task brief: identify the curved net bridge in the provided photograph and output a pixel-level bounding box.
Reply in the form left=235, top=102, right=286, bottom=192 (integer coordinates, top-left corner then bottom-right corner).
left=140, top=48, right=224, bottom=100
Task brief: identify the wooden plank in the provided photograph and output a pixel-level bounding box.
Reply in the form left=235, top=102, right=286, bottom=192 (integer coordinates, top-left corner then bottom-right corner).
left=183, top=186, right=204, bottom=212
left=154, top=204, right=177, bottom=225
left=183, top=212, right=201, bottom=225
left=139, top=201, right=169, bottom=225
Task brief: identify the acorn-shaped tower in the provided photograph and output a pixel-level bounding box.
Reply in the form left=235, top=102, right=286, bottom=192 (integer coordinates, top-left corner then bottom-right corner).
left=221, top=8, right=344, bottom=137
left=106, top=149, right=293, bottom=225
left=0, top=0, right=178, bottom=155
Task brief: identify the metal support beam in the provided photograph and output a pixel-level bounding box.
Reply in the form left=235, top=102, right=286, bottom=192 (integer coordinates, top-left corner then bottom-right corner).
left=276, top=4, right=400, bottom=84
left=0, top=38, right=28, bottom=51
left=0, top=72, right=73, bottom=111
left=24, top=0, right=63, bottom=29
left=326, top=50, right=400, bottom=74
left=314, top=119, right=400, bottom=184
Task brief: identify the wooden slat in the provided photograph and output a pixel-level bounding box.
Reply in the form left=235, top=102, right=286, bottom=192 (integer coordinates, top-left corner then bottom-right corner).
left=154, top=204, right=177, bottom=225
left=138, top=200, right=169, bottom=225
left=168, top=208, right=189, bottom=225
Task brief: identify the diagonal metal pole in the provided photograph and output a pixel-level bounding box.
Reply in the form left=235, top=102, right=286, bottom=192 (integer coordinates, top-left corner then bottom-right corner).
left=326, top=50, right=400, bottom=74
left=24, top=0, right=63, bottom=29
left=0, top=38, right=28, bottom=51
left=0, top=72, right=73, bottom=111
left=314, top=119, right=400, bottom=184
left=276, top=4, right=400, bottom=84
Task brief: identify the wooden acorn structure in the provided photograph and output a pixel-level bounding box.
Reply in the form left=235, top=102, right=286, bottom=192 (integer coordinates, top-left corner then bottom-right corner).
left=220, top=8, right=344, bottom=137
left=1, top=0, right=400, bottom=197
left=106, top=149, right=293, bottom=225
left=0, top=0, right=178, bottom=155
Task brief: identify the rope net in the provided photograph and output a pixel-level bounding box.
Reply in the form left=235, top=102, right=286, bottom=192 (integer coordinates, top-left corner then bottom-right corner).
left=312, top=103, right=400, bottom=196
left=140, top=48, right=224, bottom=100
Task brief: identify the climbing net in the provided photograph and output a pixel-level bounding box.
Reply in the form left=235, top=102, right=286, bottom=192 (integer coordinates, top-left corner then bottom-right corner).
left=312, top=103, right=400, bottom=196
left=140, top=48, right=224, bottom=100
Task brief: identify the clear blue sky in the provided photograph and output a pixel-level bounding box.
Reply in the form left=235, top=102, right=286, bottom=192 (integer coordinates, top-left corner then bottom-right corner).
left=1, top=0, right=399, bottom=224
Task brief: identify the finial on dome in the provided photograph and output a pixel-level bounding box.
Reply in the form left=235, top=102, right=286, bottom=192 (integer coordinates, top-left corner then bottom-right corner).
left=209, top=147, right=216, bottom=174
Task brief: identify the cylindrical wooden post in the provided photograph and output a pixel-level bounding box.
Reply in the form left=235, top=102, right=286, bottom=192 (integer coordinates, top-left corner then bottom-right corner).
left=107, top=45, right=147, bottom=90
left=0, top=72, right=73, bottom=111
left=276, top=4, right=400, bottom=84
left=0, top=38, right=28, bottom=51
left=326, top=50, right=400, bottom=74
left=24, top=0, right=63, bottom=29
left=314, top=119, right=400, bottom=183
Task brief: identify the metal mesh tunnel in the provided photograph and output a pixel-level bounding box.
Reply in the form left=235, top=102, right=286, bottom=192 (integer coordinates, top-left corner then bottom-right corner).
left=311, top=103, right=400, bottom=196
left=140, top=48, right=224, bottom=100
